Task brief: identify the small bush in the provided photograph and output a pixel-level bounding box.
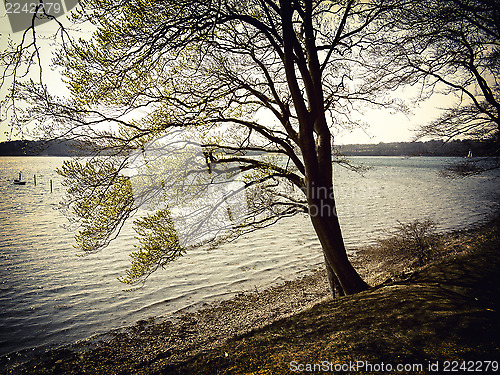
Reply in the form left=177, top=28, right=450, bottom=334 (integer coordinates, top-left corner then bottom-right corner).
left=377, top=219, right=440, bottom=266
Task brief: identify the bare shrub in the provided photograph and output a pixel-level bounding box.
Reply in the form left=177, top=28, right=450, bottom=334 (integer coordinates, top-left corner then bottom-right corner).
left=377, top=219, right=441, bottom=266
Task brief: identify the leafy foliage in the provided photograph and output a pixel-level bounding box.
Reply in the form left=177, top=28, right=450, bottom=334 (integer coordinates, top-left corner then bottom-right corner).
left=57, top=159, right=135, bottom=252
left=120, top=209, right=184, bottom=285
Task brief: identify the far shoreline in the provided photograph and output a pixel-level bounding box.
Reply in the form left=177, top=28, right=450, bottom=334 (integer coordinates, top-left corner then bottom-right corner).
left=1, top=138, right=499, bottom=158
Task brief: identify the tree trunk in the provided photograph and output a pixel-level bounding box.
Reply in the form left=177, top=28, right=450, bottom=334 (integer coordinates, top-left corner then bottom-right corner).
left=279, top=0, right=368, bottom=297
left=323, top=253, right=344, bottom=298
left=311, top=203, right=369, bottom=296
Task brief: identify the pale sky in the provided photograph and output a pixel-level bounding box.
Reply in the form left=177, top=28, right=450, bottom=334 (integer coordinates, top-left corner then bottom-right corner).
left=0, top=8, right=456, bottom=145
left=333, top=91, right=457, bottom=145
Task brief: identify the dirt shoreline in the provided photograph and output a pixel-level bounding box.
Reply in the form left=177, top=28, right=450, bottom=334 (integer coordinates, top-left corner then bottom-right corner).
left=4, top=219, right=498, bottom=374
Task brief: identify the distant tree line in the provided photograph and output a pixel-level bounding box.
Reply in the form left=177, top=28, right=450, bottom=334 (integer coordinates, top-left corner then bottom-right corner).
left=2, top=138, right=498, bottom=158
left=338, top=139, right=500, bottom=157
left=0, top=139, right=96, bottom=156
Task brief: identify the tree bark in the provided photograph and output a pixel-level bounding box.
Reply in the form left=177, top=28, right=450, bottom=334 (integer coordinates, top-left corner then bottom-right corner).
left=323, top=253, right=344, bottom=298
left=309, top=191, right=369, bottom=296
left=314, top=214, right=369, bottom=295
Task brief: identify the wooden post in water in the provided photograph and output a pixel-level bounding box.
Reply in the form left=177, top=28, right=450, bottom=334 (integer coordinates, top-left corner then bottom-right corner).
left=34, top=174, right=37, bottom=186
left=50, top=180, right=53, bottom=193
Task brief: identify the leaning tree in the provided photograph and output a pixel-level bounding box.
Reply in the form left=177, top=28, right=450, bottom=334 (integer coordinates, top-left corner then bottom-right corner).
left=1, top=0, right=412, bottom=296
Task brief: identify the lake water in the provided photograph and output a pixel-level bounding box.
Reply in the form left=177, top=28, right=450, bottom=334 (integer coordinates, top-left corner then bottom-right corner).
left=0, top=156, right=498, bottom=368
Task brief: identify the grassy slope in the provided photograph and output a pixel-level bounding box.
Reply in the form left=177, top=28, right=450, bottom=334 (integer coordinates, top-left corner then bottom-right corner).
left=173, top=223, right=500, bottom=375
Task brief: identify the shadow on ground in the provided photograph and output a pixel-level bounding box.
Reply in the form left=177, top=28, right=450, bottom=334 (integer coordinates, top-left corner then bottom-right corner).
left=174, top=223, right=500, bottom=374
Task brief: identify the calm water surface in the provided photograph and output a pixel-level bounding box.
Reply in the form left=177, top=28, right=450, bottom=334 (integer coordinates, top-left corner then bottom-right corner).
left=0, top=156, right=498, bottom=367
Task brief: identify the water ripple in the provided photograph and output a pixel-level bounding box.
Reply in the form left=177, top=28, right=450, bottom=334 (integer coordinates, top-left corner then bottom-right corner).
left=0, top=156, right=498, bottom=364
